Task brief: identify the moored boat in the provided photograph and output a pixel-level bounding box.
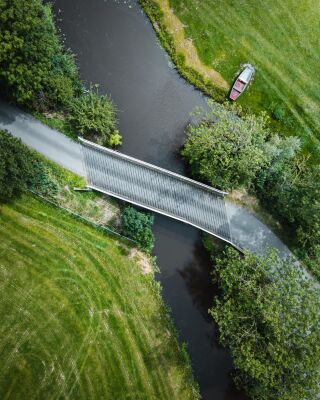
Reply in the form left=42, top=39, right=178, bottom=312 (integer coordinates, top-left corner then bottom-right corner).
left=229, top=65, right=255, bottom=101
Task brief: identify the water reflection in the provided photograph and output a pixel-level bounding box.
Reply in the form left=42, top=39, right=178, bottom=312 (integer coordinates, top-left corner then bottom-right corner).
left=179, top=240, right=214, bottom=322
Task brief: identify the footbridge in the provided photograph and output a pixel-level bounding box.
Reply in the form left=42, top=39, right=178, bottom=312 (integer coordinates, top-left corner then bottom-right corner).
left=80, top=138, right=236, bottom=247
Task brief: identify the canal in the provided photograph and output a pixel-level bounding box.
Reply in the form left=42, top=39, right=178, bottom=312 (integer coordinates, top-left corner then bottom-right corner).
left=52, top=1, right=247, bottom=398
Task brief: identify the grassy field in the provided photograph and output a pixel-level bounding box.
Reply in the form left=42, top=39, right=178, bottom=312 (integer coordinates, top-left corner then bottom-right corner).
left=151, top=0, right=320, bottom=160
left=0, top=195, right=199, bottom=399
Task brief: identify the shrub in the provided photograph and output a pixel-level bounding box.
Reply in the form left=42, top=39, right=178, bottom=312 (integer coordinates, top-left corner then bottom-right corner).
left=182, top=101, right=271, bottom=190
left=68, top=86, right=119, bottom=145
left=108, top=130, right=122, bottom=147
left=210, top=247, right=320, bottom=400
left=0, top=130, right=57, bottom=202
left=120, top=206, right=154, bottom=252
left=46, top=75, right=77, bottom=109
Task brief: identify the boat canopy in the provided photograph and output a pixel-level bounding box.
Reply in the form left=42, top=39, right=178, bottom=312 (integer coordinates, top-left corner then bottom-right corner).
left=238, top=66, right=254, bottom=83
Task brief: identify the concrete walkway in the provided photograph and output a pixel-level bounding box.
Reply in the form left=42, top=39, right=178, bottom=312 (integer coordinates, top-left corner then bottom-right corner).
left=0, top=99, right=84, bottom=176
left=0, top=99, right=290, bottom=257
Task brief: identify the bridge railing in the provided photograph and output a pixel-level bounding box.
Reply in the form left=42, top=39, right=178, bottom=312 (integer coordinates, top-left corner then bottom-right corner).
left=80, top=137, right=236, bottom=248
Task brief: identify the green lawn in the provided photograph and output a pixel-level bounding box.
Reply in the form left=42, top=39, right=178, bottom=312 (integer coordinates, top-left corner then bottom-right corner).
left=0, top=195, right=199, bottom=400
left=169, top=0, right=320, bottom=160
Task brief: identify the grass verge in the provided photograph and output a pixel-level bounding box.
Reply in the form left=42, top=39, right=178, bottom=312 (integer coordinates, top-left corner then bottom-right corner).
left=0, top=194, right=200, bottom=399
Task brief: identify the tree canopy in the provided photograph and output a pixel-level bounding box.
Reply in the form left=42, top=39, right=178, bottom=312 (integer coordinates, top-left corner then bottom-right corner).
left=0, top=0, right=122, bottom=146
left=0, top=0, right=80, bottom=109
left=255, top=139, right=320, bottom=279
left=210, top=247, right=320, bottom=400
left=0, top=130, right=56, bottom=202
left=182, top=101, right=271, bottom=190
left=183, top=100, right=319, bottom=278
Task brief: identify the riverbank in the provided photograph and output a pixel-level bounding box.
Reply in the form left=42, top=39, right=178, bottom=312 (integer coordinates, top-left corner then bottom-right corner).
left=139, top=0, right=320, bottom=162
left=140, top=0, right=320, bottom=281
left=139, top=0, right=226, bottom=101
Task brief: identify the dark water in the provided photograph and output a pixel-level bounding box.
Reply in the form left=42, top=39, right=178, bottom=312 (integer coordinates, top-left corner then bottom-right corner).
left=52, top=1, right=246, bottom=398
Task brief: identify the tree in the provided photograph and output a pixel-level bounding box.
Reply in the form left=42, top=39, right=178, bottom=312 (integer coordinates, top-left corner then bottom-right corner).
left=0, top=130, right=56, bottom=201
left=255, top=139, right=320, bottom=279
left=120, top=206, right=154, bottom=252
left=0, top=0, right=80, bottom=109
left=210, top=247, right=320, bottom=400
left=68, top=86, right=119, bottom=146
left=182, top=101, right=271, bottom=190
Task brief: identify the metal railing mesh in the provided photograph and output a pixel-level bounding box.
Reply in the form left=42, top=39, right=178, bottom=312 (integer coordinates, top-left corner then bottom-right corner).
left=80, top=138, right=233, bottom=245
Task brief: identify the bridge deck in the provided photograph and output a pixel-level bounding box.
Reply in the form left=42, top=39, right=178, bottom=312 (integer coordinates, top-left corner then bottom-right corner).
left=80, top=138, right=233, bottom=245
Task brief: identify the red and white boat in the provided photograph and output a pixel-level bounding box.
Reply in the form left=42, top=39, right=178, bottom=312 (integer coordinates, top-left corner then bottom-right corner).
left=229, top=65, right=255, bottom=101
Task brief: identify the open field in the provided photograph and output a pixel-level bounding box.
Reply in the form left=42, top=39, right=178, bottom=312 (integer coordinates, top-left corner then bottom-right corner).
left=150, top=0, right=320, bottom=160
left=0, top=195, right=199, bottom=399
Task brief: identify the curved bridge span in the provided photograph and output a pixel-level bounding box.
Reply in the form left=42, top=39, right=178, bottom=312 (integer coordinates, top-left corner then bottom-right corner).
left=80, top=138, right=236, bottom=247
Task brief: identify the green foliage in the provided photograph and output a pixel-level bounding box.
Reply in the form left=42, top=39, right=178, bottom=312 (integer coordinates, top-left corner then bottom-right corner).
left=46, top=74, right=77, bottom=109
left=0, top=0, right=80, bottom=110
left=28, top=162, right=58, bottom=199
left=108, top=129, right=122, bottom=147
left=68, top=86, right=119, bottom=145
left=182, top=101, right=271, bottom=190
left=255, top=140, right=320, bottom=278
left=0, top=130, right=56, bottom=201
left=210, top=247, right=320, bottom=400
left=120, top=206, right=155, bottom=252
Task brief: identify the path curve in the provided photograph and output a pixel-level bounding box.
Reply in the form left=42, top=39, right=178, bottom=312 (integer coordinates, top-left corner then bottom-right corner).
left=0, top=98, right=290, bottom=258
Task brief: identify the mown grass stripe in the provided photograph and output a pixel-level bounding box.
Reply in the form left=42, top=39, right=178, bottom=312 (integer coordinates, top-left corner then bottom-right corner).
left=0, top=195, right=199, bottom=399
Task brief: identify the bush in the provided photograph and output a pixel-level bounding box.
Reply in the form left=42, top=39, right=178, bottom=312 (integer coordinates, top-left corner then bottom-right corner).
left=68, top=86, right=119, bottom=145
left=120, top=206, right=154, bottom=252
left=210, top=247, right=320, bottom=400
left=182, top=101, right=271, bottom=190
left=0, top=0, right=80, bottom=110
left=108, top=130, right=122, bottom=147
left=0, top=130, right=57, bottom=202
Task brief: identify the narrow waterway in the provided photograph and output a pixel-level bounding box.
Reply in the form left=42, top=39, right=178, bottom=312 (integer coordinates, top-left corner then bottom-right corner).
left=52, top=1, right=247, bottom=398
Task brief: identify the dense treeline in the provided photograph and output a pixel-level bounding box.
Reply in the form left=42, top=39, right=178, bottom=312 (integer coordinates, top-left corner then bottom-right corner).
left=209, top=247, right=320, bottom=400
left=183, top=101, right=320, bottom=279
left=0, top=0, right=120, bottom=146
left=255, top=144, right=320, bottom=279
